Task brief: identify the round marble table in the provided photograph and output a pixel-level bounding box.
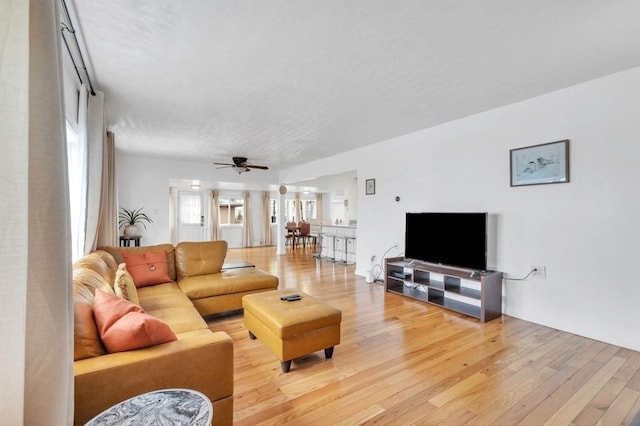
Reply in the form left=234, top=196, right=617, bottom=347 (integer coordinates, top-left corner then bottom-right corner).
left=85, top=388, right=212, bottom=426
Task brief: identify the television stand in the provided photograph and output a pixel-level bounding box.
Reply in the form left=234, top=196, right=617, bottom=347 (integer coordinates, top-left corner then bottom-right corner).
left=384, top=257, right=503, bottom=322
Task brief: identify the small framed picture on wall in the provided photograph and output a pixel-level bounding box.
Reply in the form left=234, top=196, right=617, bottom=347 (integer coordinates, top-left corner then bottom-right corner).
left=510, top=139, right=570, bottom=187
left=365, top=178, right=375, bottom=195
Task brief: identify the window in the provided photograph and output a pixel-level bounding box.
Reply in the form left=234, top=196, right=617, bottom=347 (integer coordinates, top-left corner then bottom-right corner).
left=179, top=192, right=202, bottom=225
left=283, top=199, right=316, bottom=222
left=270, top=199, right=277, bottom=223
left=219, top=198, right=244, bottom=224
left=301, top=200, right=317, bottom=222
left=66, top=120, right=86, bottom=260
left=285, top=200, right=297, bottom=222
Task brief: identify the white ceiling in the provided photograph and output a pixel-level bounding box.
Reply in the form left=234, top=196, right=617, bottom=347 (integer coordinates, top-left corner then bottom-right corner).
left=72, top=0, right=640, bottom=170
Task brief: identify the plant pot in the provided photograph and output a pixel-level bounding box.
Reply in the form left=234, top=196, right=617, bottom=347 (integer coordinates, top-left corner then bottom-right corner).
left=124, top=225, right=139, bottom=236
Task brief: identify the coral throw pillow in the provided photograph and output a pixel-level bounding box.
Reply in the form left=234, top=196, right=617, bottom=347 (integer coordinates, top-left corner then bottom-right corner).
left=122, top=250, right=171, bottom=288
left=114, top=263, right=140, bottom=305
left=93, top=290, right=177, bottom=353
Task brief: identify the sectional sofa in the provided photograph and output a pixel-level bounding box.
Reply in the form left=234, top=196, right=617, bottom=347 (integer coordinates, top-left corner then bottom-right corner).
left=72, top=240, right=278, bottom=425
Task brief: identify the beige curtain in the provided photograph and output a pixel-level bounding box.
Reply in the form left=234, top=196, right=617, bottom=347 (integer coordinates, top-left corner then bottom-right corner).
left=295, top=192, right=302, bottom=222
left=96, top=131, right=118, bottom=247
left=71, top=84, right=88, bottom=258
left=242, top=191, right=251, bottom=247
left=316, top=193, right=323, bottom=224
left=0, top=1, right=74, bottom=424
left=262, top=191, right=273, bottom=245
left=210, top=190, right=220, bottom=240
left=169, top=187, right=179, bottom=244
left=84, top=91, right=106, bottom=253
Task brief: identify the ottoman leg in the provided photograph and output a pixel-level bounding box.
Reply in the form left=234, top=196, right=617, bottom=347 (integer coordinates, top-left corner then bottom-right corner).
left=281, top=360, right=292, bottom=373
left=325, top=347, right=334, bottom=359
left=248, top=331, right=256, bottom=340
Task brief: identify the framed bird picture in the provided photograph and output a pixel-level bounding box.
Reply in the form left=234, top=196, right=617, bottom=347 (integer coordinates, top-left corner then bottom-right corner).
left=510, top=140, right=570, bottom=187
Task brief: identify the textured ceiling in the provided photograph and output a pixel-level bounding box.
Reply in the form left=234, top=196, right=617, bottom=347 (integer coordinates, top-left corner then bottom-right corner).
left=73, top=0, right=640, bottom=170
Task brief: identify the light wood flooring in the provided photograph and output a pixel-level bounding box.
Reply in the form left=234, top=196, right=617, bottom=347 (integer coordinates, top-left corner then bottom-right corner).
left=207, top=246, right=640, bottom=425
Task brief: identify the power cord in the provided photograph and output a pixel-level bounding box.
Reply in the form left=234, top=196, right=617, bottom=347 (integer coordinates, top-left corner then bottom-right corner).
left=503, top=268, right=537, bottom=281
left=372, top=244, right=399, bottom=283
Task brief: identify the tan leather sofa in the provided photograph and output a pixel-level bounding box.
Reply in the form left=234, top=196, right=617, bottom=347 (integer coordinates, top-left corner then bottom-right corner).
left=73, top=241, right=278, bottom=425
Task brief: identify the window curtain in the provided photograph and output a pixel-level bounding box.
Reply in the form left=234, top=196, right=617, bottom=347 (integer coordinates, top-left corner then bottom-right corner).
left=169, top=187, right=179, bottom=244
left=0, top=1, right=74, bottom=424
left=295, top=192, right=302, bottom=222
left=83, top=90, right=106, bottom=253
left=262, top=191, right=272, bottom=245
left=179, top=191, right=202, bottom=224
left=210, top=190, right=220, bottom=240
left=316, top=193, right=323, bottom=224
left=70, top=84, right=88, bottom=259
left=242, top=191, right=252, bottom=247
left=96, top=131, right=118, bottom=247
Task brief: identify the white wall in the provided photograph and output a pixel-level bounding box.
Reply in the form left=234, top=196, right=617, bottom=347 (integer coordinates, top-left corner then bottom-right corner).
left=116, top=154, right=280, bottom=246
left=280, top=66, right=640, bottom=351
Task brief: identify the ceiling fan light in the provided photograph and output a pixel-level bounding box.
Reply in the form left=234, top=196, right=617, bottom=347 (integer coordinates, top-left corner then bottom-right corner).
left=233, top=165, right=251, bottom=174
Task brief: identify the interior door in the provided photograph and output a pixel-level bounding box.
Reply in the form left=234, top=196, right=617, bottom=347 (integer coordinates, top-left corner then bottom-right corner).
left=178, top=190, right=207, bottom=242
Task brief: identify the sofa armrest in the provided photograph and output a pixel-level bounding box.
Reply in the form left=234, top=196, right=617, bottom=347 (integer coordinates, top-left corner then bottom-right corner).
left=74, top=331, right=233, bottom=425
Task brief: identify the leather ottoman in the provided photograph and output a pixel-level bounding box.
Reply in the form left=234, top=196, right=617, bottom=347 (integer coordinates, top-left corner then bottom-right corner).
left=242, top=290, right=341, bottom=372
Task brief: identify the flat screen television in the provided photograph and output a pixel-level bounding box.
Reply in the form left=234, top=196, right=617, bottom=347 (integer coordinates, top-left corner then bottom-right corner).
left=405, top=212, right=487, bottom=271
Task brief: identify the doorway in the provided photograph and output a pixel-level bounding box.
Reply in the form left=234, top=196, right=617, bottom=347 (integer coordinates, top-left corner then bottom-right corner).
left=178, top=190, right=208, bottom=242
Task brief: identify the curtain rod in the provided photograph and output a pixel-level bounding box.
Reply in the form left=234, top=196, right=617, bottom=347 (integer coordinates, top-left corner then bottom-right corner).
left=59, top=0, right=96, bottom=96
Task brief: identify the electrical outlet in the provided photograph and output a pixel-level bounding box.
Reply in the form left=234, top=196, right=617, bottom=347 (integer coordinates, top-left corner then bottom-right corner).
left=531, top=265, right=547, bottom=279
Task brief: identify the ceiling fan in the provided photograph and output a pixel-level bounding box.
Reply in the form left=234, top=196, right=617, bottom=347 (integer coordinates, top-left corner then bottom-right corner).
left=213, top=157, right=269, bottom=174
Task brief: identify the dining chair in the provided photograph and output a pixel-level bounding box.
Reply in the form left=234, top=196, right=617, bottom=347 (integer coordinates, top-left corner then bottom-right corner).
left=285, top=222, right=297, bottom=246
left=298, top=222, right=312, bottom=248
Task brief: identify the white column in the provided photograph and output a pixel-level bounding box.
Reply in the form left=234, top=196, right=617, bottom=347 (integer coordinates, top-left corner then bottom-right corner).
left=276, top=191, right=286, bottom=255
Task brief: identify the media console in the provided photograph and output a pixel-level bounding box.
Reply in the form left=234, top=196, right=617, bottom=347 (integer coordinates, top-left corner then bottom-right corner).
left=384, top=257, right=503, bottom=322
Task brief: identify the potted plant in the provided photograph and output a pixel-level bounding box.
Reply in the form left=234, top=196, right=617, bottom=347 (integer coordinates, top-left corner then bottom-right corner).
left=119, top=207, right=153, bottom=236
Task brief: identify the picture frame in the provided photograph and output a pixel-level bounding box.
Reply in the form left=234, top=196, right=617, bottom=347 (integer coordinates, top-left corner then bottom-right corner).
left=510, top=140, right=570, bottom=187
left=365, top=178, right=376, bottom=195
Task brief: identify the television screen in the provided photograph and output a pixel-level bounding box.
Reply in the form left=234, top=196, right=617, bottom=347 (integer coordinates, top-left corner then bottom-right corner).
left=405, top=212, right=487, bottom=271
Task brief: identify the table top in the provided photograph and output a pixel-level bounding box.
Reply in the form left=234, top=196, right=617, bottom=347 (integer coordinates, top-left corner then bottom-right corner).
left=119, top=235, right=141, bottom=240
left=85, top=388, right=212, bottom=426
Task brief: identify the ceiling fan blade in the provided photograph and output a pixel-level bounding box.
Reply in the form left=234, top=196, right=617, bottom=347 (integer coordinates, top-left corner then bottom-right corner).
left=213, top=162, right=234, bottom=166
left=246, top=164, right=269, bottom=170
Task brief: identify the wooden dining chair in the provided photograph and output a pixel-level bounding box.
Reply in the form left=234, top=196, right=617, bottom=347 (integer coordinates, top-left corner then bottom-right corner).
left=285, top=222, right=297, bottom=246
left=298, top=222, right=311, bottom=247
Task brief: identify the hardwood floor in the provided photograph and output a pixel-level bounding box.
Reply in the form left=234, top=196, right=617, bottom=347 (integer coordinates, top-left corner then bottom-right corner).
left=208, top=246, right=640, bottom=425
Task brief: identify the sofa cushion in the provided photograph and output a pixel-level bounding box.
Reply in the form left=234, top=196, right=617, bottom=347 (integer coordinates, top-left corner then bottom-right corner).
left=93, top=290, right=177, bottom=352
left=97, top=244, right=177, bottom=281
left=73, top=284, right=106, bottom=360
left=143, top=306, right=209, bottom=334
left=175, top=241, right=227, bottom=280
left=92, top=250, right=119, bottom=274
left=137, top=282, right=194, bottom=312
left=114, top=263, right=140, bottom=305
left=123, top=250, right=171, bottom=288
left=73, top=253, right=116, bottom=285
left=178, top=267, right=279, bottom=299
left=73, top=268, right=115, bottom=295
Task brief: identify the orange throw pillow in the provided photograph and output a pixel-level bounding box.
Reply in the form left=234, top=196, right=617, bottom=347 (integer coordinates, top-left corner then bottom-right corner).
left=93, top=289, right=143, bottom=336
left=122, top=250, right=171, bottom=288
left=93, top=290, right=177, bottom=353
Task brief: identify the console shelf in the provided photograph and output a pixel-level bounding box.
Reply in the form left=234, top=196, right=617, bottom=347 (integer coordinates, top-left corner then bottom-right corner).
left=384, top=257, right=503, bottom=322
